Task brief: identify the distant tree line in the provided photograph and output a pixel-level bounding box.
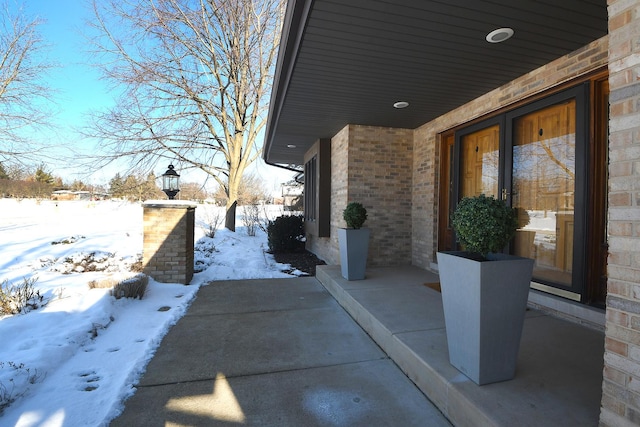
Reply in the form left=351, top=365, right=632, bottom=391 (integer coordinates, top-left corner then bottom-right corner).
left=106, top=171, right=271, bottom=204
left=0, top=163, right=63, bottom=198
left=1, top=161, right=274, bottom=204
left=108, top=173, right=163, bottom=201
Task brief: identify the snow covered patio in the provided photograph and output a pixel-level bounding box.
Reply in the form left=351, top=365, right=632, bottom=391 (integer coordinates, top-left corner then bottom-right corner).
left=317, top=265, right=605, bottom=427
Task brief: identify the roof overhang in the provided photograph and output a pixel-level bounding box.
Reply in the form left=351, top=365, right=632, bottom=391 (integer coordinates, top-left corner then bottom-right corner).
left=264, top=0, right=608, bottom=167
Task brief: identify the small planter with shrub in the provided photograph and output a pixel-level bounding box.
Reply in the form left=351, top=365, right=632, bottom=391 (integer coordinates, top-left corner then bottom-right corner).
left=338, top=202, right=370, bottom=280
left=436, top=194, right=534, bottom=385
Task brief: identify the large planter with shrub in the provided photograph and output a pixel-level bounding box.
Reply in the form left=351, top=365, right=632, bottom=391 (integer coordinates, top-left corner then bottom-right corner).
left=437, top=194, right=534, bottom=385
left=338, top=202, right=369, bottom=280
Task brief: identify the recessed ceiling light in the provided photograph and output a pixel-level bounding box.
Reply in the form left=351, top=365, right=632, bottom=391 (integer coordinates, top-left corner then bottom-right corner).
left=287, top=144, right=297, bottom=148
left=393, top=101, right=409, bottom=109
left=486, top=28, right=514, bottom=43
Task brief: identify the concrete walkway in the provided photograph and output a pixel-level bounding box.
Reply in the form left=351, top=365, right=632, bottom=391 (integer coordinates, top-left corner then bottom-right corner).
left=316, top=265, right=605, bottom=427
left=111, top=277, right=451, bottom=426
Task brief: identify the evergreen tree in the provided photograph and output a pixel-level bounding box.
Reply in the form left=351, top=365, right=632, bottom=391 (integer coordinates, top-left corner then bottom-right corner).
left=34, top=163, right=54, bottom=184
left=109, top=173, right=125, bottom=198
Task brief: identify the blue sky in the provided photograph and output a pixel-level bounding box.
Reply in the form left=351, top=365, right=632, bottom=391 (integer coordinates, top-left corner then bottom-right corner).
left=31, top=0, right=112, bottom=121
left=21, top=0, right=116, bottom=183
left=16, top=1, right=294, bottom=192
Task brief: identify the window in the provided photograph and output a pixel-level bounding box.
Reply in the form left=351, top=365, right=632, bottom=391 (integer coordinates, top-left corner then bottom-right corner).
left=304, top=156, right=317, bottom=222
left=303, top=139, right=330, bottom=237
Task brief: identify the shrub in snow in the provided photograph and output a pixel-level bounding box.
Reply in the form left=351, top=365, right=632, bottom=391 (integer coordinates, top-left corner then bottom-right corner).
left=0, top=277, right=44, bottom=315
left=50, top=235, right=85, bottom=245
left=87, top=277, right=119, bottom=290
left=242, top=204, right=260, bottom=236
left=88, top=274, right=149, bottom=300
left=201, top=208, right=223, bottom=238
left=0, top=361, right=44, bottom=415
left=194, top=237, right=217, bottom=273
left=49, top=251, right=142, bottom=274
left=267, top=214, right=304, bottom=253
left=128, top=259, right=144, bottom=272
left=112, top=274, right=148, bottom=300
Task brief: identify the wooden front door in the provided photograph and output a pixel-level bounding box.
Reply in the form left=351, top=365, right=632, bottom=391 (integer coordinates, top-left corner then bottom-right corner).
left=460, top=124, right=500, bottom=199
left=510, top=100, right=577, bottom=289
left=438, top=79, right=608, bottom=306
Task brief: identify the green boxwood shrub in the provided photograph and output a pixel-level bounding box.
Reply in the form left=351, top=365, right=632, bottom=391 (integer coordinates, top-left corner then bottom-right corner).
left=451, top=194, right=518, bottom=258
left=267, top=214, right=305, bottom=253
left=343, top=202, right=367, bottom=229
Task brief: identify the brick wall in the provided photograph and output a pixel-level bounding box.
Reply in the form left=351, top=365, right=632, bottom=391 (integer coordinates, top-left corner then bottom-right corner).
left=307, top=124, right=413, bottom=267
left=600, top=1, right=640, bottom=425
left=348, top=125, right=413, bottom=266
left=412, top=36, right=609, bottom=269
left=306, top=126, right=348, bottom=265
left=142, top=203, right=195, bottom=284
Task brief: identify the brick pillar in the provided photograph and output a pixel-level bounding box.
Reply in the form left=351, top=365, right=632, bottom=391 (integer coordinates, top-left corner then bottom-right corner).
left=142, top=202, right=196, bottom=284
left=600, top=1, right=640, bottom=426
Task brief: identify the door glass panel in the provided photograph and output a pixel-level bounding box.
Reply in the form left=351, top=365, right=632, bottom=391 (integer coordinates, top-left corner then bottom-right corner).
left=512, top=100, right=576, bottom=287
left=460, top=124, right=499, bottom=199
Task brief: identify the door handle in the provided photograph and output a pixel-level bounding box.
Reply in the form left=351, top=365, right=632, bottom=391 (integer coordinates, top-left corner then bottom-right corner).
left=502, top=188, right=517, bottom=201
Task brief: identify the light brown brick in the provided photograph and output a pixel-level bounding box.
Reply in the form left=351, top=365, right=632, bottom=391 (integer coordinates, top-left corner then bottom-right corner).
left=604, top=364, right=630, bottom=386
left=609, top=308, right=631, bottom=327
left=142, top=204, right=195, bottom=284
left=607, top=336, right=630, bottom=357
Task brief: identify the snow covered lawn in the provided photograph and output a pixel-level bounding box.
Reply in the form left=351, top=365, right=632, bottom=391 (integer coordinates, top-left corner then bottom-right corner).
left=0, top=198, right=300, bottom=426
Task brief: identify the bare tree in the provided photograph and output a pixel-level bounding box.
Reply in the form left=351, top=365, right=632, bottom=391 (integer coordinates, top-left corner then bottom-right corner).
left=0, top=2, right=56, bottom=163
left=212, top=172, right=270, bottom=205
left=179, top=181, right=208, bottom=202
left=86, top=0, right=285, bottom=231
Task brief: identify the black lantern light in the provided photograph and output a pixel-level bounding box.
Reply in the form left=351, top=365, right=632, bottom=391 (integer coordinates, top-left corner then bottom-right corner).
left=162, top=164, right=180, bottom=200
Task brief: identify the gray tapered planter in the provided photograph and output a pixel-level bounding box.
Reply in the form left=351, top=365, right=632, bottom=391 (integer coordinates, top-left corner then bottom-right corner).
left=338, top=228, right=370, bottom=280
left=437, top=251, right=534, bottom=385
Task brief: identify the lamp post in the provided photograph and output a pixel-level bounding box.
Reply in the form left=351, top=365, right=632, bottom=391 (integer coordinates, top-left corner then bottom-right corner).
left=162, top=164, right=180, bottom=200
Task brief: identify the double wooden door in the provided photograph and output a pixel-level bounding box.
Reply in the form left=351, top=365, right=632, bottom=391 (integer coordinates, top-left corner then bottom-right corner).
left=439, top=82, right=608, bottom=306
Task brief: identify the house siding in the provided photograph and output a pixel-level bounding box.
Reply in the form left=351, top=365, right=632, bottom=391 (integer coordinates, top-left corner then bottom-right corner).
left=306, top=124, right=413, bottom=267
left=600, top=0, right=640, bottom=425
left=411, top=35, right=609, bottom=269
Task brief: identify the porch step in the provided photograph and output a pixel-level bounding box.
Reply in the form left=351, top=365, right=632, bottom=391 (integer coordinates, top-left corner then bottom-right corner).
left=316, top=265, right=604, bottom=427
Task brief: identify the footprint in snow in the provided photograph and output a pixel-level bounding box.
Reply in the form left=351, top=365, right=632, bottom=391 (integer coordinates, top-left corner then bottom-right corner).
left=77, top=370, right=101, bottom=392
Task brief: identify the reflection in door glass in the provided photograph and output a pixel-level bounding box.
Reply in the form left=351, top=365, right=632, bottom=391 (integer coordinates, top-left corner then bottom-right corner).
left=512, top=100, right=576, bottom=287
left=460, top=124, right=499, bottom=199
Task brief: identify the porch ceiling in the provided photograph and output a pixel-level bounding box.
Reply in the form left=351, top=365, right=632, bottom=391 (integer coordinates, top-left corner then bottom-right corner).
left=263, top=0, right=607, bottom=167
